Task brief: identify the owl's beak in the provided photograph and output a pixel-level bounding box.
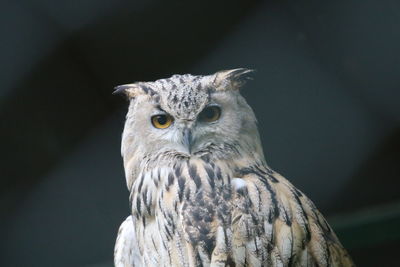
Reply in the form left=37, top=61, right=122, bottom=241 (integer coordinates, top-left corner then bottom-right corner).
left=182, top=128, right=193, bottom=153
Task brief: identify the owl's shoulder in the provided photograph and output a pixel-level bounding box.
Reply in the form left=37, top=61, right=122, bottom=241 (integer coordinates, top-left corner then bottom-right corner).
left=178, top=160, right=354, bottom=266
left=231, top=165, right=354, bottom=266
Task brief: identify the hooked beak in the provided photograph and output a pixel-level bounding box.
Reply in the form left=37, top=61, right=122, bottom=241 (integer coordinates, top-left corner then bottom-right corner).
left=182, top=128, right=193, bottom=153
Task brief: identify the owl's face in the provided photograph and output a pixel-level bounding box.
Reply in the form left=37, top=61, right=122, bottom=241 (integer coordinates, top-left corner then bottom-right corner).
left=119, top=69, right=264, bottom=171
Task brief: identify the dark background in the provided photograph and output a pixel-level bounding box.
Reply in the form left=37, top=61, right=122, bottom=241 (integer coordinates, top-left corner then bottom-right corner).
left=1, top=0, right=400, bottom=266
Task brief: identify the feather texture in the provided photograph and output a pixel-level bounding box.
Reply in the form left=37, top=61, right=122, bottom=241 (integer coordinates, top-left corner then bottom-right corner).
left=115, top=158, right=354, bottom=266
left=114, top=69, right=354, bottom=266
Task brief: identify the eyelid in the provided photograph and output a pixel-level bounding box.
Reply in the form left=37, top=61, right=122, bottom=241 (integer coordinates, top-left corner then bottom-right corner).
left=202, top=104, right=221, bottom=113
left=151, top=110, right=167, bottom=116
left=153, top=106, right=167, bottom=115
left=152, top=112, right=166, bottom=116
left=201, top=104, right=221, bottom=112
left=206, top=103, right=220, bottom=108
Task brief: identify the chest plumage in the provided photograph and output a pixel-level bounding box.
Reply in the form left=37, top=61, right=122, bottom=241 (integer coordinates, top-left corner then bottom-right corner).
left=114, top=69, right=354, bottom=267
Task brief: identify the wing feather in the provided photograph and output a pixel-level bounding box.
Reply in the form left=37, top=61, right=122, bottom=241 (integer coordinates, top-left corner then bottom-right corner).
left=114, top=216, right=142, bottom=267
left=232, top=166, right=355, bottom=267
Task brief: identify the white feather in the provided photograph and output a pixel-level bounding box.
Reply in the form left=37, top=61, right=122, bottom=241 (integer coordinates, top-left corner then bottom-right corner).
left=114, top=216, right=142, bottom=267
left=232, top=177, right=247, bottom=190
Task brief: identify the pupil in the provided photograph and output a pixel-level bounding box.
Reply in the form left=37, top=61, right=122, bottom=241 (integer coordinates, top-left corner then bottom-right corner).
left=205, top=108, right=215, bottom=118
left=157, top=115, right=167, bottom=125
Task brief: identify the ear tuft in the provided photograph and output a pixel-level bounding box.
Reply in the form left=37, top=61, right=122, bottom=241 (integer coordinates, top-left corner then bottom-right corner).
left=113, top=83, right=155, bottom=99
left=213, top=68, right=255, bottom=91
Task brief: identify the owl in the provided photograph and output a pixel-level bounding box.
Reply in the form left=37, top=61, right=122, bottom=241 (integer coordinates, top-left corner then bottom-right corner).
left=113, top=69, right=354, bottom=267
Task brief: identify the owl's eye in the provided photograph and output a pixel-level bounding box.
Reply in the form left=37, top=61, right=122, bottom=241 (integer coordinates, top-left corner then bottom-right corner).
left=151, top=114, right=173, bottom=129
left=199, top=106, right=221, bottom=122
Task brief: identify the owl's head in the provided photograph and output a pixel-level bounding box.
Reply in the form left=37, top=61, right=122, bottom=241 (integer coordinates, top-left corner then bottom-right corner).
left=117, top=69, right=264, bottom=172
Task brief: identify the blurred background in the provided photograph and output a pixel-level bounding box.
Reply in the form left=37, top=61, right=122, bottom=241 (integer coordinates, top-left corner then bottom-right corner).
left=1, top=0, right=399, bottom=266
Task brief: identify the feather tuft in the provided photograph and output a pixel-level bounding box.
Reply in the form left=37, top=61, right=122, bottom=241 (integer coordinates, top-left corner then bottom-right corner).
left=213, top=68, right=255, bottom=91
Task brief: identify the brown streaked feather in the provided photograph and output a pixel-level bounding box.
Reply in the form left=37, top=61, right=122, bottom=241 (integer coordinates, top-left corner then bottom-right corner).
left=124, top=158, right=354, bottom=266
left=235, top=166, right=355, bottom=267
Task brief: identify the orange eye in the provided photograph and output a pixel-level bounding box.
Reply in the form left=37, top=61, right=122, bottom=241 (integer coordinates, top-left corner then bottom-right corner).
left=199, top=106, right=221, bottom=122
left=151, top=114, right=173, bottom=129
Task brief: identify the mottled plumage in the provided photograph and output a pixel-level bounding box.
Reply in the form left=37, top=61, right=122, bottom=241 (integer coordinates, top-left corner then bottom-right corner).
left=114, top=69, right=354, bottom=267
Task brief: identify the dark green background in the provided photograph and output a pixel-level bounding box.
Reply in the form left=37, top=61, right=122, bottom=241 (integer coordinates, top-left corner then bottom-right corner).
left=1, top=0, right=399, bottom=266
